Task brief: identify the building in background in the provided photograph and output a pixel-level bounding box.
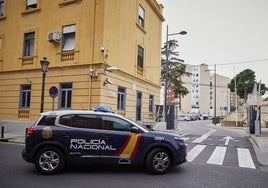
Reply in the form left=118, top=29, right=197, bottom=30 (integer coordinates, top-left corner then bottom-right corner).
left=0, top=0, right=164, bottom=122
left=189, top=64, right=211, bottom=115
left=171, top=63, right=230, bottom=117
left=210, top=74, right=230, bottom=117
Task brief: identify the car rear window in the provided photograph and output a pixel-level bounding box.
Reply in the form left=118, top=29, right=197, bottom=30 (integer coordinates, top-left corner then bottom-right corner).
left=37, top=115, right=57, bottom=126
left=58, top=114, right=101, bottom=129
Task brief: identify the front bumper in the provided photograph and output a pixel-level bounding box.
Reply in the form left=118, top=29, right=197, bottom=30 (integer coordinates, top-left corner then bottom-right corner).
left=173, top=144, right=187, bottom=166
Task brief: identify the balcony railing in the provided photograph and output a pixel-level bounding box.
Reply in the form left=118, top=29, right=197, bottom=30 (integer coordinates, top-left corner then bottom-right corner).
left=22, top=56, right=34, bottom=65
left=61, top=51, right=75, bottom=62
left=18, top=109, right=30, bottom=119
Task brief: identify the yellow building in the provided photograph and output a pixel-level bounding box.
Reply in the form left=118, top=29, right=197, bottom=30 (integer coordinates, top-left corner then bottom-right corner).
left=0, top=0, right=164, bottom=122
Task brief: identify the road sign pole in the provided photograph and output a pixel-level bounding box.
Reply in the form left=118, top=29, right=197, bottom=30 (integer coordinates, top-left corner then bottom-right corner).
left=52, top=98, right=55, bottom=111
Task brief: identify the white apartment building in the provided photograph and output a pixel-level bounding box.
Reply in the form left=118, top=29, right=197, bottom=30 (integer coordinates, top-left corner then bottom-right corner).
left=180, top=64, right=230, bottom=117
left=211, top=73, right=230, bottom=117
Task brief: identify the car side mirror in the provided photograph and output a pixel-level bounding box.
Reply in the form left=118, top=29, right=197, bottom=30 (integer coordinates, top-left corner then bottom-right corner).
left=130, top=126, right=141, bottom=134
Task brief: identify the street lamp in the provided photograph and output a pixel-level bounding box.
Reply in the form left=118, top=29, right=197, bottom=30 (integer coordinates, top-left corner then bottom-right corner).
left=40, top=57, right=50, bottom=113
left=164, top=25, right=187, bottom=129
left=213, top=64, right=217, bottom=125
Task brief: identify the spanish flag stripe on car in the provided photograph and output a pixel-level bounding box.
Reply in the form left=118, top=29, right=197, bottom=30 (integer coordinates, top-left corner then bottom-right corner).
left=116, top=134, right=132, bottom=155
left=116, top=133, right=141, bottom=158
left=130, top=134, right=141, bottom=158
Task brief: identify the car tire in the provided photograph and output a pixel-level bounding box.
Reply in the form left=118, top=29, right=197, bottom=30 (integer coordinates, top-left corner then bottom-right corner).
left=145, top=148, right=171, bottom=175
left=34, top=146, right=65, bottom=175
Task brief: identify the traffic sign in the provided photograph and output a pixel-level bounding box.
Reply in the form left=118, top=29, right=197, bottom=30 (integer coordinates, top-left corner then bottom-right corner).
left=49, top=86, right=58, bottom=98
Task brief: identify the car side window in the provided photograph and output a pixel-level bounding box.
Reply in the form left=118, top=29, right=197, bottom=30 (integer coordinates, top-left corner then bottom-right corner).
left=59, top=114, right=101, bottom=129
left=102, top=116, right=133, bottom=132
left=37, top=115, right=56, bottom=125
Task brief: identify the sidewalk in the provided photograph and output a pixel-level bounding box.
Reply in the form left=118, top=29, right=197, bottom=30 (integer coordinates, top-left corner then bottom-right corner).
left=1, top=120, right=268, bottom=167
left=248, top=128, right=268, bottom=166
left=0, top=120, right=33, bottom=143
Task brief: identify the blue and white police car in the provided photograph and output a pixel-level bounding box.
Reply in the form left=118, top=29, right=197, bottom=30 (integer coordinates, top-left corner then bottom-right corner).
left=22, top=110, right=186, bottom=175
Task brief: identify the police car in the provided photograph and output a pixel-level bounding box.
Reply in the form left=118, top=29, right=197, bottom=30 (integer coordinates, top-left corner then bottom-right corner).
left=22, top=110, right=187, bottom=175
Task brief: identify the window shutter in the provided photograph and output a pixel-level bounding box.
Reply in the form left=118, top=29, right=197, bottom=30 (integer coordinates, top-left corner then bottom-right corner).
left=63, top=25, right=76, bottom=34
left=27, top=0, right=37, bottom=6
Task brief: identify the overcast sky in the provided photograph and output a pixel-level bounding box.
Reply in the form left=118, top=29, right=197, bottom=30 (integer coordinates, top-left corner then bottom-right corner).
left=158, top=0, right=268, bottom=85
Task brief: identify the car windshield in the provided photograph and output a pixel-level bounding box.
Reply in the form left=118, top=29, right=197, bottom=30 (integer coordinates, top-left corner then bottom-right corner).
left=121, top=116, right=149, bottom=133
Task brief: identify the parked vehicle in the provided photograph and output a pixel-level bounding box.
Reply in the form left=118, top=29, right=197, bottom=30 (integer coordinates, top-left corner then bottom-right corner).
left=199, top=114, right=209, bottom=120
left=178, top=115, right=192, bottom=121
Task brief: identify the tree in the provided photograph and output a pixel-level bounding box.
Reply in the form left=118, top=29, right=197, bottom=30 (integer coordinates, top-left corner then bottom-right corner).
left=161, top=39, right=190, bottom=98
left=228, top=69, right=268, bottom=100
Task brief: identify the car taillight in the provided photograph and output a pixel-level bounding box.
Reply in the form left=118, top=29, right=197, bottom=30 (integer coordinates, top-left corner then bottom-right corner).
left=27, top=127, right=38, bottom=135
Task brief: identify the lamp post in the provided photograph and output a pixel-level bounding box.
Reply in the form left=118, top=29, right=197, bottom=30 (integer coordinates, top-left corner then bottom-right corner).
left=40, top=57, right=50, bottom=113
left=163, top=25, right=187, bottom=128
left=234, top=67, right=238, bottom=127
left=213, top=64, right=217, bottom=124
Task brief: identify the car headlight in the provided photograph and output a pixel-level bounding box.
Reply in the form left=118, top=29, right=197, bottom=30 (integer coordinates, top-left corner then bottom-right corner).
left=174, top=136, right=185, bottom=145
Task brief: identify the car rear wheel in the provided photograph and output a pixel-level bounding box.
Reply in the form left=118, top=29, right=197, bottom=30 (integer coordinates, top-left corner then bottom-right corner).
left=146, top=148, right=171, bottom=175
left=34, top=146, right=65, bottom=175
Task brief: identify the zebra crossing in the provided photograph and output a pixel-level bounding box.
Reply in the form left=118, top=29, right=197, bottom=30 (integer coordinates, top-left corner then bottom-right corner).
left=179, top=132, right=257, bottom=169
left=186, top=144, right=256, bottom=169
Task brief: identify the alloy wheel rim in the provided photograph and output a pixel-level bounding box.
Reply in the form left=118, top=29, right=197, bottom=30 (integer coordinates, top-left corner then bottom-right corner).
left=153, top=152, right=169, bottom=171
left=39, top=150, right=60, bottom=172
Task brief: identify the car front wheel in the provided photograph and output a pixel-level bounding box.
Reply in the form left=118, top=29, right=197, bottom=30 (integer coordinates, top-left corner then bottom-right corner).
left=146, top=148, right=171, bottom=175
left=34, top=146, right=65, bottom=175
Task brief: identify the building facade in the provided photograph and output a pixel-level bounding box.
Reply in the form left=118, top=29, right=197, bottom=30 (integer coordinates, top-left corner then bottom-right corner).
left=189, top=64, right=211, bottom=114
left=0, top=0, right=164, bottom=122
left=210, top=73, right=230, bottom=117
left=178, top=64, right=230, bottom=117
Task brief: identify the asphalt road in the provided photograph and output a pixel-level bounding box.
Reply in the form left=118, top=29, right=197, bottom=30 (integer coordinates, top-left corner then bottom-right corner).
left=1, top=121, right=268, bottom=188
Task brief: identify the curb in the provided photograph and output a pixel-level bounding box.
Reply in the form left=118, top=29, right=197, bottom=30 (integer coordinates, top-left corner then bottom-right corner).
left=249, top=137, right=268, bottom=167
left=0, top=138, right=9, bottom=142
left=246, top=128, right=268, bottom=167
left=0, top=137, right=25, bottom=144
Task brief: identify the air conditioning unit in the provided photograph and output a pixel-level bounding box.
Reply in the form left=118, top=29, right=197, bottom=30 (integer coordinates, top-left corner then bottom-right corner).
left=48, top=32, right=62, bottom=44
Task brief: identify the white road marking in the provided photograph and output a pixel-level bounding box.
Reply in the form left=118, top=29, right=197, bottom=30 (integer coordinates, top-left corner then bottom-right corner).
left=222, top=136, right=234, bottom=146
left=192, top=129, right=216, bottom=144
left=237, top=148, right=256, bottom=169
left=187, top=145, right=206, bottom=162
left=207, top=146, right=227, bottom=165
